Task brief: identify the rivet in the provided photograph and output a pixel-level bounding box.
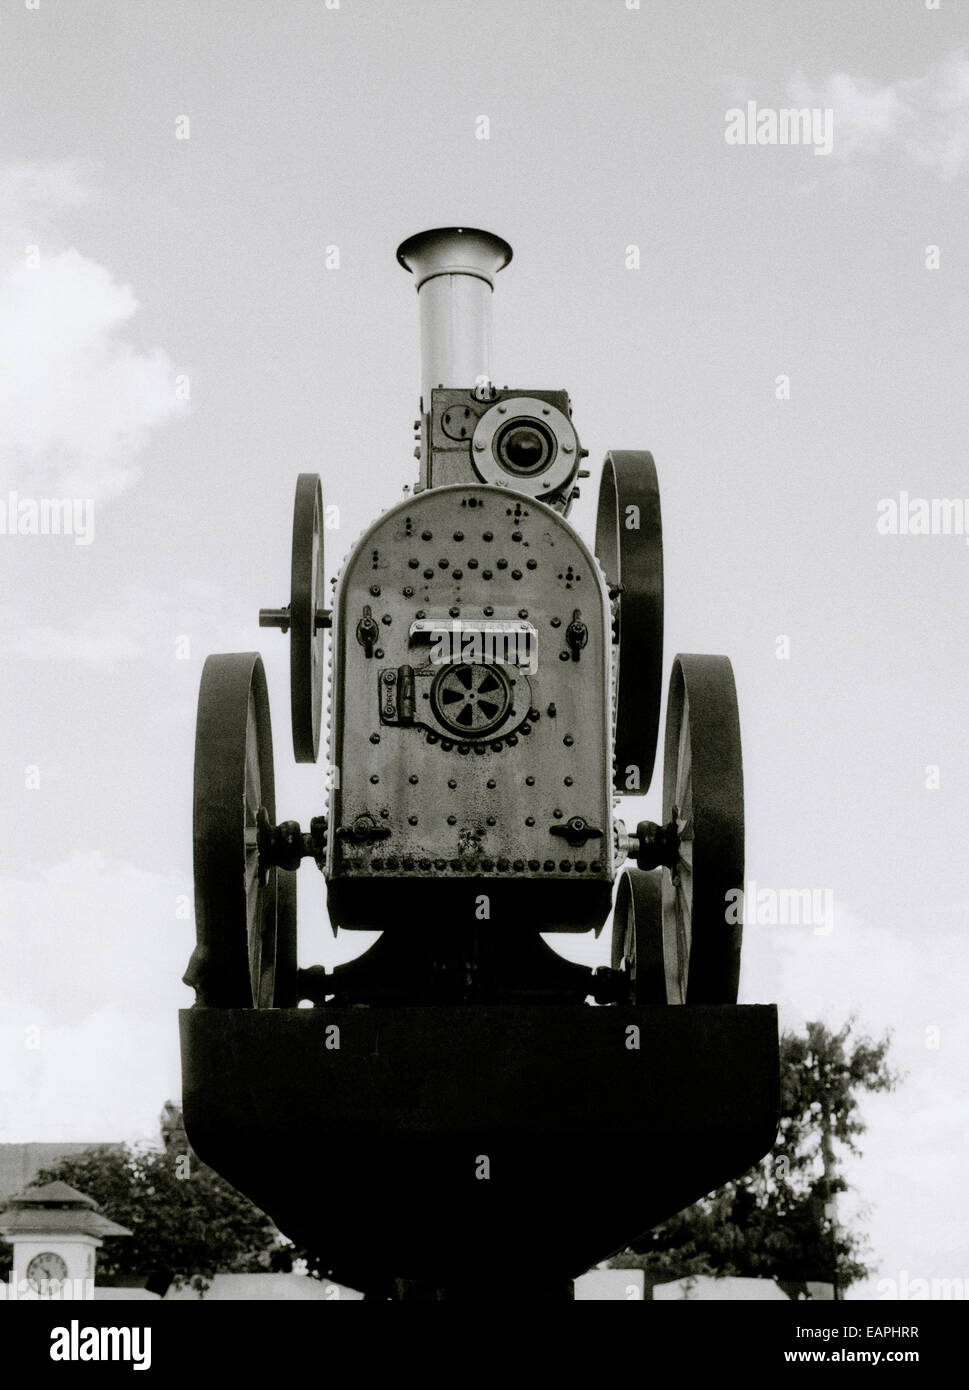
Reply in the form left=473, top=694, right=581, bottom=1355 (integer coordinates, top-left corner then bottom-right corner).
left=490, top=741, right=503, bottom=752
left=448, top=778, right=457, bottom=788
left=450, top=859, right=462, bottom=871
left=474, top=441, right=486, bottom=451
left=542, top=406, right=550, bottom=415
left=454, top=531, right=464, bottom=541
left=528, top=708, right=540, bottom=721
left=422, top=531, right=432, bottom=540
left=519, top=609, right=528, bottom=618
left=482, top=570, right=493, bottom=580
left=435, top=859, right=446, bottom=870
left=370, top=734, right=380, bottom=744
left=426, top=732, right=438, bottom=744
left=441, top=740, right=454, bottom=751
left=512, top=531, right=522, bottom=542
left=513, top=859, right=524, bottom=872
left=372, top=858, right=383, bottom=870
left=408, top=816, right=418, bottom=826
left=453, top=569, right=463, bottom=580
left=521, top=724, right=531, bottom=735
left=420, top=858, right=431, bottom=870
left=512, top=570, right=522, bottom=580
left=409, top=775, right=419, bottom=784
left=380, top=808, right=390, bottom=818
left=544, top=859, right=555, bottom=871
left=381, top=614, right=392, bottom=625
left=481, top=859, right=494, bottom=871
left=423, top=569, right=434, bottom=579
left=386, top=857, right=398, bottom=870
left=439, top=558, right=449, bottom=568
left=447, top=815, right=457, bottom=825
left=525, top=816, right=535, bottom=826
left=507, top=735, right=518, bottom=746
left=526, top=559, right=537, bottom=570
left=483, top=532, right=493, bottom=541
left=487, top=816, right=497, bottom=826
left=525, top=775, right=535, bottom=786
left=560, top=860, right=572, bottom=872
left=551, top=617, right=561, bottom=628
left=370, top=775, right=379, bottom=784
left=547, top=703, right=557, bottom=716
left=559, top=652, right=569, bottom=662
left=497, top=405, right=507, bottom=414
left=408, top=559, right=419, bottom=569
left=468, top=559, right=479, bottom=569
left=553, top=808, right=563, bottom=818
left=591, top=861, right=602, bottom=873
left=375, top=648, right=384, bottom=659
left=497, top=559, right=508, bottom=570
left=564, top=735, right=574, bottom=746
left=528, top=859, right=540, bottom=871
left=497, top=858, right=509, bottom=871
left=487, top=779, right=496, bottom=789
left=483, top=605, right=494, bottom=615
left=564, top=776, right=573, bottom=786
left=370, top=585, right=381, bottom=596
left=403, top=856, right=414, bottom=869
left=403, top=586, right=414, bottom=597
left=458, top=744, right=470, bottom=754
left=576, top=861, right=587, bottom=872
left=416, top=609, right=426, bottom=619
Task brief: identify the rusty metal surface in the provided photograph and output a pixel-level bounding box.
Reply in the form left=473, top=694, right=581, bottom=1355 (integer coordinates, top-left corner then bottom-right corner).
left=326, top=484, right=614, bottom=933
left=180, top=1003, right=779, bottom=1291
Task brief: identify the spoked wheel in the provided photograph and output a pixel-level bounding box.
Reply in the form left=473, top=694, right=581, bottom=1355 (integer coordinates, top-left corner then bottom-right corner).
left=190, top=652, right=281, bottom=1007
left=611, top=868, right=667, bottom=1003
left=660, top=654, right=744, bottom=1004
left=595, top=451, right=663, bottom=796
left=260, top=473, right=329, bottom=763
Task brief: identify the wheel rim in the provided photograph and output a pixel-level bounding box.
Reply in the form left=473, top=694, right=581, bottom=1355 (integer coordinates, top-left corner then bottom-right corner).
left=291, top=473, right=325, bottom=763
left=193, top=652, right=278, bottom=1007
left=611, top=868, right=666, bottom=1004
left=595, top=451, right=663, bottom=796
left=661, top=654, right=744, bottom=1004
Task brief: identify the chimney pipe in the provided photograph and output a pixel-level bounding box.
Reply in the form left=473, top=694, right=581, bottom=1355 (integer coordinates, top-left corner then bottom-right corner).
left=397, top=227, right=513, bottom=413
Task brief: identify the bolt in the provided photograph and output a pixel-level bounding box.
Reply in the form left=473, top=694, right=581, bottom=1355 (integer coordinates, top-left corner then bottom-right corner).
left=563, top=443, right=573, bottom=454
left=384, top=671, right=396, bottom=683
left=519, top=609, right=528, bottom=619
left=403, top=586, right=414, bottom=597
left=474, top=441, right=485, bottom=452
left=370, top=585, right=381, bottom=595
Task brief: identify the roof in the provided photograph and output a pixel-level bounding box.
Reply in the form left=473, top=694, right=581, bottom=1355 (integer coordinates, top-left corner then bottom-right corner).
left=0, top=1207, right=130, bottom=1239
left=11, top=1180, right=98, bottom=1208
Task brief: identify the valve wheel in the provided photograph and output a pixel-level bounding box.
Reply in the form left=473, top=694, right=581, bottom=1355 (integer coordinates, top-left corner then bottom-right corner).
left=595, top=451, right=663, bottom=796
left=661, top=654, right=744, bottom=1004
left=291, top=473, right=327, bottom=763
left=430, top=661, right=513, bottom=737
left=611, top=868, right=668, bottom=1004
left=191, top=652, right=283, bottom=1008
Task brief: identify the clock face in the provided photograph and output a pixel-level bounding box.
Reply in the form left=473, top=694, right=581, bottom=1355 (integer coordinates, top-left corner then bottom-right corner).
left=26, top=1252, right=68, bottom=1291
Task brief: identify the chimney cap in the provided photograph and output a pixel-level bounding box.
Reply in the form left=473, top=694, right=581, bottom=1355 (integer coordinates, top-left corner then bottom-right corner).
left=397, top=227, right=512, bottom=290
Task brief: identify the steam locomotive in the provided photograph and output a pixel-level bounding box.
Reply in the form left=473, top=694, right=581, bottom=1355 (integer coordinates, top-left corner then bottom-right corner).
left=181, top=229, right=773, bottom=1297
left=186, top=227, right=743, bottom=1011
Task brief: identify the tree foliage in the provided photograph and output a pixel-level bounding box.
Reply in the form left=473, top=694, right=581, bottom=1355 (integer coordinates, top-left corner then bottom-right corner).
left=0, top=1103, right=293, bottom=1292
left=609, top=1019, right=900, bottom=1295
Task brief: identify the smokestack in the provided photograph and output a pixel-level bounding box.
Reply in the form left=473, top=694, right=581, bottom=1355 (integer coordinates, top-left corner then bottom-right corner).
left=397, top=227, right=513, bottom=413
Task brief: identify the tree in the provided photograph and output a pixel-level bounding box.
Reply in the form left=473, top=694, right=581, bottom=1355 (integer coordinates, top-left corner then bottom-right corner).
left=0, top=1103, right=295, bottom=1292
left=609, top=1019, right=900, bottom=1296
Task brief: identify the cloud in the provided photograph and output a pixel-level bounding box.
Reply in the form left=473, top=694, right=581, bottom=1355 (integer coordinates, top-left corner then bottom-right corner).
left=788, top=48, right=969, bottom=180
left=0, top=161, right=185, bottom=503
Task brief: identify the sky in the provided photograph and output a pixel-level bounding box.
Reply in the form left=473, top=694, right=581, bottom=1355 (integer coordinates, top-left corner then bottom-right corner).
left=0, top=0, right=967, bottom=1299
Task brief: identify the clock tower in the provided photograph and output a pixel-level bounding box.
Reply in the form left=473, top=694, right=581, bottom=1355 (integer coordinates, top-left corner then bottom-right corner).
left=0, top=1180, right=130, bottom=1299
